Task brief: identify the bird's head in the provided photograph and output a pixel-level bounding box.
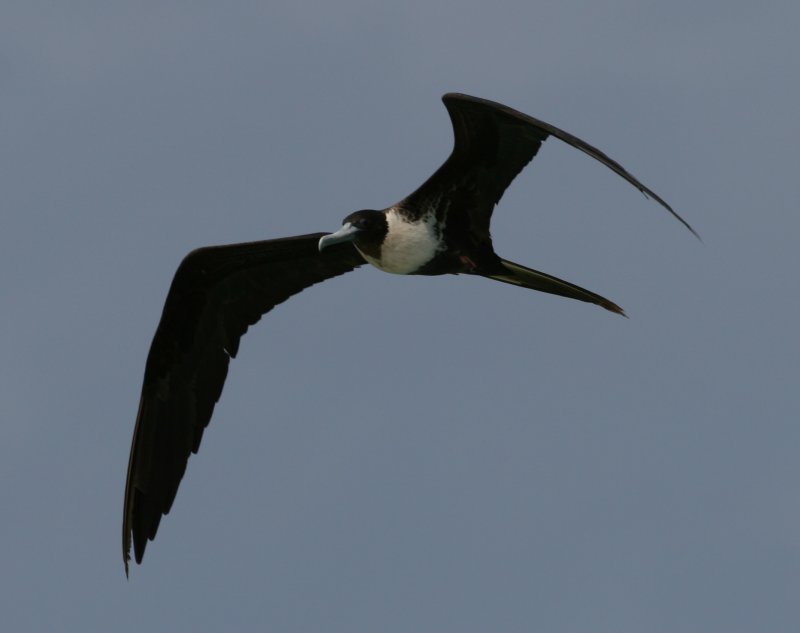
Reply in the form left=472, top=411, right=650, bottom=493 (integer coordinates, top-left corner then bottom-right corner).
left=318, top=210, right=388, bottom=257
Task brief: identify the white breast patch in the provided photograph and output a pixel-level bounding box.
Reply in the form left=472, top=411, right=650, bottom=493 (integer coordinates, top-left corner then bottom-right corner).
left=359, top=208, right=441, bottom=274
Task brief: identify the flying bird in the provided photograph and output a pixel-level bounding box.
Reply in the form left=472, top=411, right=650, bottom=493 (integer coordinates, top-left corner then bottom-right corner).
left=122, top=93, right=696, bottom=574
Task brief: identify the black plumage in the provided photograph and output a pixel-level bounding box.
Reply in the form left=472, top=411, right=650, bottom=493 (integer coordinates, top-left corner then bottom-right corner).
left=123, top=93, right=695, bottom=574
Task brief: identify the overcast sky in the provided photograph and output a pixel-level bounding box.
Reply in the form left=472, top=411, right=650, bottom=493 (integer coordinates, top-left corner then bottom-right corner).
left=2, top=2, right=799, bottom=631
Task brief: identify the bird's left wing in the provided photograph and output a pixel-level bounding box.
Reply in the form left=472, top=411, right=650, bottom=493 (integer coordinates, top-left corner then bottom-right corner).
left=402, top=93, right=698, bottom=239
left=123, top=233, right=364, bottom=574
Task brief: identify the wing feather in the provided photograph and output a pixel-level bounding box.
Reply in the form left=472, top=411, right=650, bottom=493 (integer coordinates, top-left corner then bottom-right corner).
left=123, top=234, right=364, bottom=573
left=401, top=93, right=698, bottom=239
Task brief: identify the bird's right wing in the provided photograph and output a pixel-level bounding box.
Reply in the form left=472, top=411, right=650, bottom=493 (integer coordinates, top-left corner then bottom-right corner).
left=123, top=233, right=364, bottom=574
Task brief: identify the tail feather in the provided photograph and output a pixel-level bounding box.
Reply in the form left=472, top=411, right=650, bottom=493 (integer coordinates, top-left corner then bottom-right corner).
left=486, top=259, right=626, bottom=316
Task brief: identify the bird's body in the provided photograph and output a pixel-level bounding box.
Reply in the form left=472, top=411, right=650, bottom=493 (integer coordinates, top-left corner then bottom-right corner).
left=123, top=93, right=696, bottom=574
left=357, top=208, right=442, bottom=274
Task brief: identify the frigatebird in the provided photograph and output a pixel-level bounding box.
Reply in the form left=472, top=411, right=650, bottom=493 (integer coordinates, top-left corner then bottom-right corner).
left=122, top=93, right=696, bottom=574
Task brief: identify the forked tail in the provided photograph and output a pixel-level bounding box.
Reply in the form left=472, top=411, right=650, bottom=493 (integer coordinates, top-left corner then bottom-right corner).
left=486, top=259, right=626, bottom=316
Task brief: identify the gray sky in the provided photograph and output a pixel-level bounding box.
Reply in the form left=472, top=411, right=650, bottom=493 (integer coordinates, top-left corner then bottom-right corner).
left=2, top=2, right=798, bottom=631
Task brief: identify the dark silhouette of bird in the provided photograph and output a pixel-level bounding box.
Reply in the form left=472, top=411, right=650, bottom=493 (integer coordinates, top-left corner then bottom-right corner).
left=123, top=93, right=696, bottom=574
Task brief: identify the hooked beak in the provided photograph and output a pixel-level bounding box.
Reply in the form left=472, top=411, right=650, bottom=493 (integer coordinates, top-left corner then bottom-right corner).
left=318, top=223, right=361, bottom=251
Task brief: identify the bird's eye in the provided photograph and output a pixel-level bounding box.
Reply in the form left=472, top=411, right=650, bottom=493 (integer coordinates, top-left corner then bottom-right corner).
left=355, top=217, right=369, bottom=229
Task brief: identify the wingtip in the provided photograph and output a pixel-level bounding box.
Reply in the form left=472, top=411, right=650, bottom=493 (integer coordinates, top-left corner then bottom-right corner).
left=672, top=208, right=702, bottom=242
left=688, top=224, right=703, bottom=243
left=639, top=189, right=701, bottom=242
